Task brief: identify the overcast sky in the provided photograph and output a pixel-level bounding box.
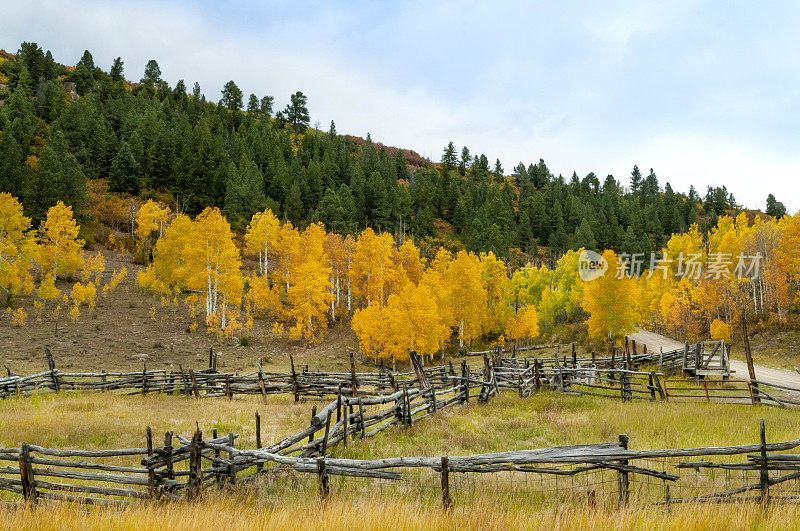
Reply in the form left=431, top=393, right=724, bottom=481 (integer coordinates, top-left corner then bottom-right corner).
left=3, top=0, right=799, bottom=212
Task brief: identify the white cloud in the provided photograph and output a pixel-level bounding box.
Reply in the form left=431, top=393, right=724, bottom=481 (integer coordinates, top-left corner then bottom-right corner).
left=2, top=0, right=798, bottom=214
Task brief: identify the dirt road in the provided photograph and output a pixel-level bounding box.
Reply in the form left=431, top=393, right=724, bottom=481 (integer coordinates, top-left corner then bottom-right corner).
left=629, top=329, right=800, bottom=390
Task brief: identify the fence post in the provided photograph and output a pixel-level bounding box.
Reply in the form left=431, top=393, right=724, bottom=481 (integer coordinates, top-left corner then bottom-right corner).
left=187, top=429, right=203, bottom=500
left=212, top=428, right=221, bottom=485
left=290, top=354, right=299, bottom=402
left=308, top=405, right=317, bottom=446
left=146, top=426, right=155, bottom=497
left=164, top=431, right=174, bottom=481
left=225, top=374, right=233, bottom=400
left=322, top=411, right=331, bottom=456
left=317, top=457, right=329, bottom=498
left=258, top=367, right=267, bottom=403
left=45, top=348, right=60, bottom=392
left=226, top=433, right=236, bottom=485
left=441, top=456, right=451, bottom=510
left=617, top=434, right=629, bottom=507
left=189, top=369, right=200, bottom=398
left=18, top=442, right=37, bottom=504
left=142, top=363, right=148, bottom=395
left=342, top=397, right=349, bottom=447
left=358, top=397, right=366, bottom=439
left=350, top=352, right=358, bottom=397
left=760, top=419, right=770, bottom=504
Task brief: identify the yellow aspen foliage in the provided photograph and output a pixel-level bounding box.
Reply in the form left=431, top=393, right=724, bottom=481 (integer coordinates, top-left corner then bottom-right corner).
left=70, top=281, right=97, bottom=310
left=352, top=228, right=395, bottom=308
left=581, top=250, right=637, bottom=343
left=80, top=252, right=105, bottom=282
left=659, top=277, right=700, bottom=341
left=138, top=214, right=193, bottom=294
left=102, top=268, right=127, bottom=297
left=247, top=273, right=281, bottom=319
left=505, top=306, right=540, bottom=341
left=709, top=318, right=731, bottom=342
left=392, top=239, right=425, bottom=286
left=273, top=220, right=301, bottom=293
left=135, top=200, right=170, bottom=239
left=380, top=282, right=448, bottom=360
left=37, top=274, right=60, bottom=301
left=37, top=201, right=85, bottom=280
left=0, top=193, right=36, bottom=303
left=763, top=250, right=790, bottom=321
left=184, top=208, right=242, bottom=330
left=665, top=224, right=705, bottom=275
left=11, top=307, right=27, bottom=327
left=244, top=209, right=281, bottom=277
left=777, top=213, right=800, bottom=284
left=285, top=223, right=332, bottom=343
left=551, top=249, right=584, bottom=316
left=324, top=232, right=346, bottom=321
left=445, top=250, right=487, bottom=347
left=480, top=252, right=511, bottom=335
left=351, top=304, right=387, bottom=358
left=419, top=266, right=454, bottom=337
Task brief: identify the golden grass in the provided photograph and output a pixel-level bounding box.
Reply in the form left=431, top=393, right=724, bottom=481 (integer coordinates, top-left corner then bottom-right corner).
left=2, top=491, right=800, bottom=530
left=0, top=392, right=309, bottom=452
left=3, top=390, right=800, bottom=528
left=339, top=392, right=800, bottom=460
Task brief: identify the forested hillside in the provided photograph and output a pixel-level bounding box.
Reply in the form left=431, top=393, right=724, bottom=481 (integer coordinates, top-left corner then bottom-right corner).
left=1, top=41, right=787, bottom=262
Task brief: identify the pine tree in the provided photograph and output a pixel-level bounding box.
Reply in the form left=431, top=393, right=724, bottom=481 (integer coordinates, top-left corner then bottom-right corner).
left=223, top=159, right=267, bottom=225
left=142, top=59, right=162, bottom=85
left=110, top=57, right=124, bottom=81
left=766, top=194, right=787, bottom=218
left=109, top=142, right=142, bottom=195
left=221, top=80, right=243, bottom=111
left=573, top=218, right=597, bottom=250
left=247, top=94, right=260, bottom=114
left=254, top=96, right=272, bottom=117
left=441, top=142, right=457, bottom=169
left=629, top=165, right=642, bottom=193
left=284, top=91, right=310, bottom=130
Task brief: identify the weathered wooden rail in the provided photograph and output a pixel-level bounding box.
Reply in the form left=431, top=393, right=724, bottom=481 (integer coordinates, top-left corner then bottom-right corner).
left=3, top=415, right=798, bottom=509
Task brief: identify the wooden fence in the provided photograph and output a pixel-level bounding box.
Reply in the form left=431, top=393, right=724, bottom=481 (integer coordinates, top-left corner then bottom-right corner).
left=4, top=416, right=799, bottom=508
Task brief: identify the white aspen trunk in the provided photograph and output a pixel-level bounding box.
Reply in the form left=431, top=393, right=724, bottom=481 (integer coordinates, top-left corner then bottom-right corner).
left=286, top=261, right=290, bottom=292
left=347, top=253, right=352, bottom=312
left=263, top=225, right=269, bottom=277
left=379, top=254, right=384, bottom=307
left=459, top=319, right=464, bottom=347
left=221, top=290, right=227, bottom=330
left=366, top=269, right=371, bottom=307
left=336, top=276, right=340, bottom=305
left=330, top=277, right=335, bottom=321
left=213, top=243, right=220, bottom=317
left=206, top=253, right=212, bottom=320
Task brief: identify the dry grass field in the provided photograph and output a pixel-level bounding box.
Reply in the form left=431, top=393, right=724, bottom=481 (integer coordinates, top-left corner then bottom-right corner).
left=3, top=390, right=800, bottom=528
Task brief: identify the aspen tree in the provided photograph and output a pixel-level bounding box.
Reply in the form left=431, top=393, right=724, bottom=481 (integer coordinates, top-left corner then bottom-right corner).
left=581, top=250, right=637, bottom=343
left=0, top=193, right=36, bottom=305
left=37, top=201, right=85, bottom=280
left=445, top=250, right=487, bottom=347
left=184, top=208, right=241, bottom=329
left=286, top=223, right=332, bottom=342
left=244, top=209, right=280, bottom=277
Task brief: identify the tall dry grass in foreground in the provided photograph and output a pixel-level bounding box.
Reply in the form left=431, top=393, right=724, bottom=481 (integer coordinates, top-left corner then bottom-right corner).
left=2, top=492, right=799, bottom=531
